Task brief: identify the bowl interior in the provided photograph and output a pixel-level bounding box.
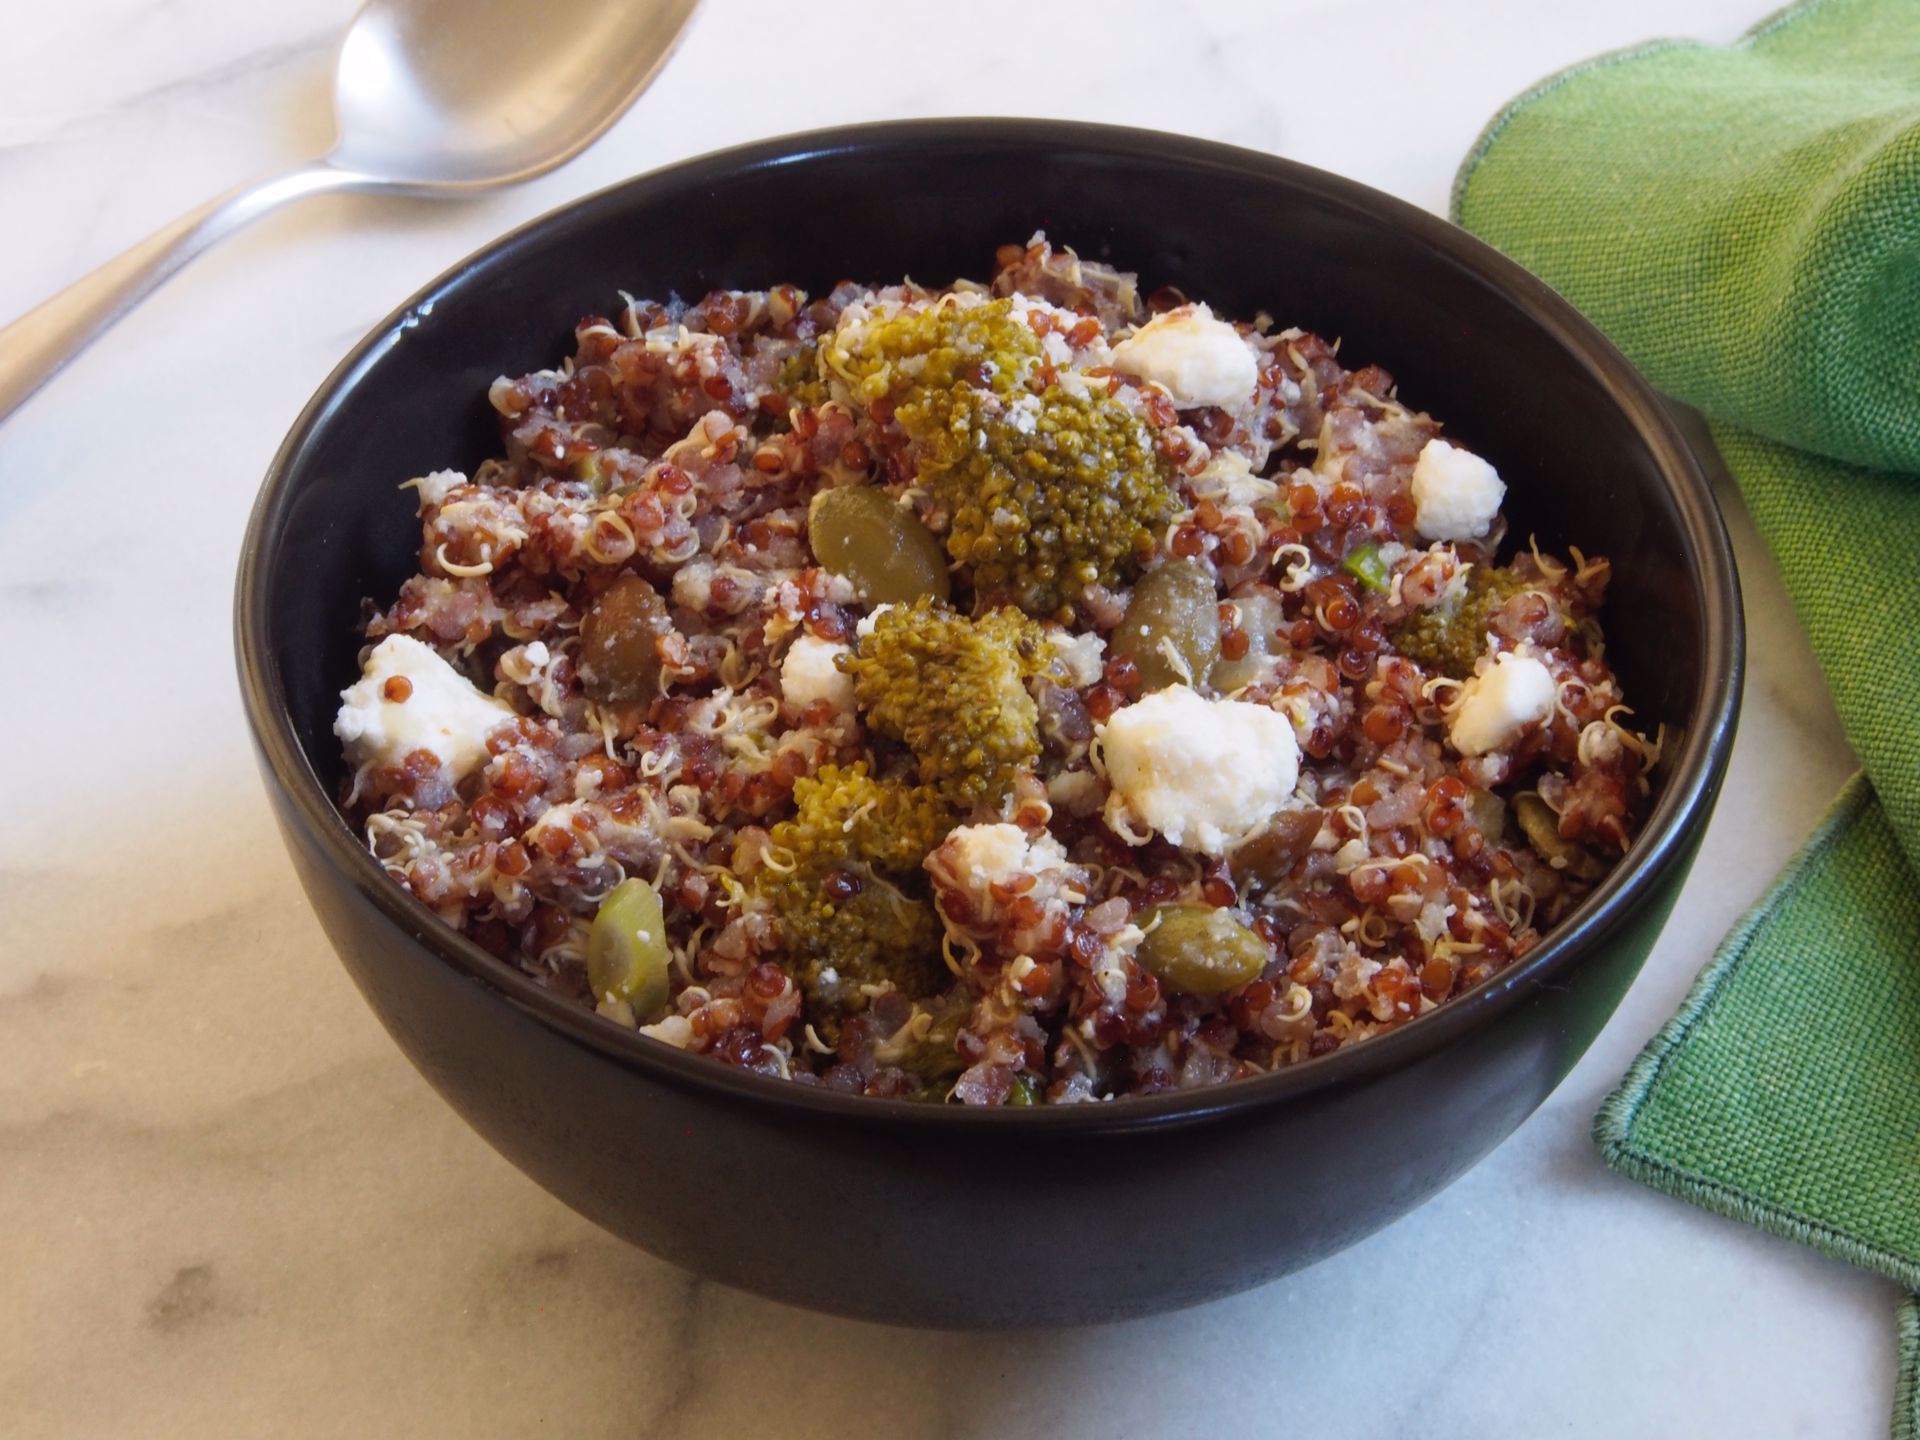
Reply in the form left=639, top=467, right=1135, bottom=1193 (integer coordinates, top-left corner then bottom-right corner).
left=249, top=121, right=1731, bottom=1109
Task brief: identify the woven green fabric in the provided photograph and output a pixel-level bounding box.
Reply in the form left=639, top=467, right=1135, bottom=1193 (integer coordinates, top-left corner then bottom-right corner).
left=1596, top=776, right=1920, bottom=1278
left=1453, top=0, right=1920, bottom=1429
left=1457, top=0, right=1920, bottom=477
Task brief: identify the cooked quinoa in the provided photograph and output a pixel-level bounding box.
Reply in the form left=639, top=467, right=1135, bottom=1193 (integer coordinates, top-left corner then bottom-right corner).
left=335, top=234, right=1658, bottom=1104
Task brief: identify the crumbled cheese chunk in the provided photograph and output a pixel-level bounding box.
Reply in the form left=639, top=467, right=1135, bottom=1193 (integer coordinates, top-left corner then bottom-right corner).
left=409, top=468, right=465, bottom=511
left=1448, top=652, right=1555, bottom=755
left=670, top=560, right=717, bottom=613
left=1097, top=685, right=1301, bottom=855
left=1110, top=304, right=1257, bottom=409
left=1194, top=449, right=1279, bottom=509
left=1052, top=629, right=1107, bottom=689
left=780, top=634, right=854, bottom=716
left=334, top=634, right=513, bottom=780
left=1410, top=439, right=1504, bottom=542
left=940, top=823, right=1071, bottom=888
left=1333, top=836, right=1370, bottom=871
left=855, top=603, right=895, bottom=640
left=639, top=1013, right=694, bottom=1048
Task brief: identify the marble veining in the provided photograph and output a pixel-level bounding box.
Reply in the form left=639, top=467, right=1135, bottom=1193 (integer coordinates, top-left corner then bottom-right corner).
left=0, top=1, right=1895, bottom=1436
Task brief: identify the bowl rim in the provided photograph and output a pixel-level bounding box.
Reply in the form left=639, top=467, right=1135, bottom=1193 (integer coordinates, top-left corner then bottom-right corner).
left=235, top=117, right=1744, bottom=1135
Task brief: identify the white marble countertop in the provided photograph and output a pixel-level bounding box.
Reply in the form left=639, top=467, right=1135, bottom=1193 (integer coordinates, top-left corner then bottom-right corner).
left=0, top=1, right=1895, bottom=1435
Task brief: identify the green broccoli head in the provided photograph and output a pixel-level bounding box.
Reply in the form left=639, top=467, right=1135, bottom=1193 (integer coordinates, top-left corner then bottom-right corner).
left=842, top=596, right=1051, bottom=807
left=760, top=763, right=949, bottom=1014
left=1390, top=563, right=1535, bottom=678
left=827, top=296, right=1176, bottom=619
left=826, top=292, right=1039, bottom=407
left=774, top=876, right=946, bottom=1016
left=769, top=760, right=951, bottom=875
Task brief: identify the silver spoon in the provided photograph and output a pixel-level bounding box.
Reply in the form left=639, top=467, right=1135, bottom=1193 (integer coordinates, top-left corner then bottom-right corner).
left=0, top=0, right=700, bottom=424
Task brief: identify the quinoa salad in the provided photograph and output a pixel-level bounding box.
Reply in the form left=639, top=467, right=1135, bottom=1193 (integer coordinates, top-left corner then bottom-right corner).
left=335, top=235, right=1660, bottom=1105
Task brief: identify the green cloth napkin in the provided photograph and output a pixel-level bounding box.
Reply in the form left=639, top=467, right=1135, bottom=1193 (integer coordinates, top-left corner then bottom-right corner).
left=1452, top=0, right=1920, bottom=1430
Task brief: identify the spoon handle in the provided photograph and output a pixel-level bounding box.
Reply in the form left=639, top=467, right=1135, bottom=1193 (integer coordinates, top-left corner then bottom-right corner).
left=0, top=164, right=367, bottom=425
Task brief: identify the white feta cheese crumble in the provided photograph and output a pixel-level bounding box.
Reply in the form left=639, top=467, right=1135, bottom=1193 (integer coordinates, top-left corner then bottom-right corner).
left=940, top=823, right=1072, bottom=888
left=1410, top=438, right=1505, bottom=542
left=779, top=634, right=854, bottom=716
left=408, top=468, right=465, bottom=511
left=1110, top=304, right=1258, bottom=409
left=855, top=603, right=895, bottom=640
left=1447, top=652, right=1556, bottom=756
left=334, top=634, right=513, bottom=781
left=1194, top=448, right=1279, bottom=509
left=1051, top=629, right=1107, bottom=688
left=639, top=1013, right=694, bottom=1048
left=670, top=560, right=717, bottom=613
left=1096, top=685, right=1301, bottom=855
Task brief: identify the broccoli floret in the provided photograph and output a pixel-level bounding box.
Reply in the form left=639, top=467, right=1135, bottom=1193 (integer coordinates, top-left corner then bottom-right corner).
left=759, top=763, right=948, bottom=1013
left=770, top=761, right=952, bottom=874
left=828, top=296, right=1176, bottom=619
left=1390, top=564, right=1534, bottom=678
left=778, top=879, right=945, bottom=1013
left=933, top=382, right=1174, bottom=619
left=842, top=596, right=1052, bottom=807
left=828, top=293, right=1038, bottom=407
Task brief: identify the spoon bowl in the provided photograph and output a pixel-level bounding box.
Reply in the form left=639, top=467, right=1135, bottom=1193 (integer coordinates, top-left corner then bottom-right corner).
left=331, top=0, right=700, bottom=188
left=0, top=0, right=701, bottom=421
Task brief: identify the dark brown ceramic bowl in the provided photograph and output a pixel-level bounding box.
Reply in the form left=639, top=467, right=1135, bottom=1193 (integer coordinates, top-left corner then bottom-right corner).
left=236, top=120, right=1742, bottom=1328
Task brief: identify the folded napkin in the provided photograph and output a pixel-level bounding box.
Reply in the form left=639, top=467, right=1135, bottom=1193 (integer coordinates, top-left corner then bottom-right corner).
left=1452, top=0, right=1920, bottom=1430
